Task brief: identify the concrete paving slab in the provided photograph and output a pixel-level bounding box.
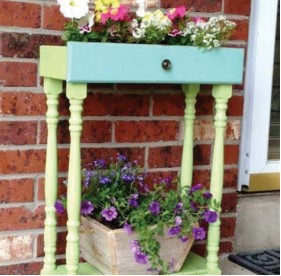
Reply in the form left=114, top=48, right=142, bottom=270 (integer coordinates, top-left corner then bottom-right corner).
left=220, top=257, right=256, bottom=275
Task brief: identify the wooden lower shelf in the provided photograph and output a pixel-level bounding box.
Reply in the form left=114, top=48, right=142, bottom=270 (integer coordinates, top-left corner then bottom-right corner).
left=45, top=253, right=220, bottom=275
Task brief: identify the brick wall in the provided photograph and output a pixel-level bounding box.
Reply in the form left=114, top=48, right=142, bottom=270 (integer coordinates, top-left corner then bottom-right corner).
left=0, top=0, right=250, bottom=274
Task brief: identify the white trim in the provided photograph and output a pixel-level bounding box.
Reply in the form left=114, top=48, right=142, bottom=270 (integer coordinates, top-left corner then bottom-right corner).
left=238, top=0, right=279, bottom=190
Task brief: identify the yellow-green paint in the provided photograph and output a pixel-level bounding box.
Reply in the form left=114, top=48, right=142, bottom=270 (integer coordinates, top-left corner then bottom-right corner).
left=39, top=43, right=243, bottom=275
left=41, top=78, right=63, bottom=274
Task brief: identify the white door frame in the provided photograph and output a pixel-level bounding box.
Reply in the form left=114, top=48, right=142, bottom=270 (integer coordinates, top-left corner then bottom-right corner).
left=238, top=0, right=279, bottom=191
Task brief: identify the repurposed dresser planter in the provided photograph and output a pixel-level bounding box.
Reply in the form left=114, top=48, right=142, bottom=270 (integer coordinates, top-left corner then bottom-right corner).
left=39, top=42, right=244, bottom=275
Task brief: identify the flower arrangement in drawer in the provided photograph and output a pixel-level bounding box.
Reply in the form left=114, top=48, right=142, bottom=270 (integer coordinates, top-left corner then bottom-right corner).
left=57, top=0, right=236, bottom=49
left=55, top=154, right=219, bottom=274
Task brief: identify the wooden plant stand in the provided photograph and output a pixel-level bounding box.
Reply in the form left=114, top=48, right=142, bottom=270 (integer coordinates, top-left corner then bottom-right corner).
left=39, top=42, right=244, bottom=275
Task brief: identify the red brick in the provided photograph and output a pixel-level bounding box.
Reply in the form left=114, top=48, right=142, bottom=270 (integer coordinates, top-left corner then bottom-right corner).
left=153, top=94, right=213, bottom=116
left=37, top=231, right=67, bottom=257
left=0, top=1, right=41, bottom=28
left=0, top=179, right=34, bottom=203
left=115, top=121, right=179, bottom=143
left=227, top=96, right=244, bottom=116
left=0, top=150, right=46, bottom=174
left=83, top=94, right=150, bottom=116
left=115, top=83, right=153, bottom=90
left=193, top=239, right=233, bottom=256
left=153, top=94, right=184, bottom=116
left=144, top=171, right=179, bottom=190
left=224, top=168, right=238, bottom=188
left=195, top=95, right=214, bottom=116
left=224, top=144, right=239, bottom=165
left=226, top=120, right=241, bottom=140
left=219, top=241, right=233, bottom=254
left=0, top=33, right=62, bottom=59
left=0, top=262, right=43, bottom=275
left=0, top=62, right=37, bottom=87
left=161, top=0, right=222, bottom=12
left=192, top=242, right=206, bottom=257
left=148, top=146, right=182, bottom=168
left=231, top=20, right=249, bottom=41
left=221, top=217, right=236, bottom=238
left=39, top=120, right=112, bottom=144
left=81, top=147, right=145, bottom=168
left=0, top=206, right=45, bottom=231
left=193, top=144, right=211, bottom=166
left=42, top=5, right=67, bottom=31
left=224, top=0, right=251, bottom=16
left=221, top=192, right=237, bottom=213
left=0, top=121, right=37, bottom=145
left=0, top=92, right=46, bottom=116
left=37, top=177, right=68, bottom=201
left=193, top=169, right=210, bottom=188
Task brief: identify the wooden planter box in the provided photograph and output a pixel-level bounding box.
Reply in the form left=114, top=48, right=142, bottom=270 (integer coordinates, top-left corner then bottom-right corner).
left=79, top=216, right=195, bottom=275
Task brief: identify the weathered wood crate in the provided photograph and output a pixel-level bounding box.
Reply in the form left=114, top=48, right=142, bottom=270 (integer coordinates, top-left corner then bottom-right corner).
left=79, top=216, right=195, bottom=275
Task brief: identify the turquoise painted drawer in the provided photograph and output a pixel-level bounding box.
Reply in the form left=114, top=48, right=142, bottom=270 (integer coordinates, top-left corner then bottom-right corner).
left=40, top=42, right=244, bottom=84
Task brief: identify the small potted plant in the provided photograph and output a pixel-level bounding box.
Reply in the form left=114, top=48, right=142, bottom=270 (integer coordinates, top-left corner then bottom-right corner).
left=55, top=154, right=219, bottom=274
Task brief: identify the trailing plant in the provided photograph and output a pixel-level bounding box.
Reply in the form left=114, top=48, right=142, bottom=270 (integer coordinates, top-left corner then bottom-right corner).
left=56, top=154, right=219, bottom=274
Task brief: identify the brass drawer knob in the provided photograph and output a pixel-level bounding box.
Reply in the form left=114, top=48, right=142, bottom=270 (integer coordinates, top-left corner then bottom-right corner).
left=162, top=59, right=172, bottom=70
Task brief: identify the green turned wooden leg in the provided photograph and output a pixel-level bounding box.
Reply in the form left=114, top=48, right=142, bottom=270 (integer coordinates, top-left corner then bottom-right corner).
left=41, top=78, right=63, bottom=275
left=206, top=85, right=232, bottom=274
left=65, top=83, right=87, bottom=275
left=181, top=84, right=200, bottom=191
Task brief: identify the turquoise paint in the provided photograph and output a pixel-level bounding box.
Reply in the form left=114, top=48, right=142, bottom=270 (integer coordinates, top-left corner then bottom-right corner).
left=67, top=42, right=244, bottom=84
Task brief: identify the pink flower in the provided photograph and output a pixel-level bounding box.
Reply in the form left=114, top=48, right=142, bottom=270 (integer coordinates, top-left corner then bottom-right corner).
left=110, top=4, right=129, bottom=21
left=167, top=6, right=186, bottom=20
left=101, top=4, right=130, bottom=24
left=193, top=17, right=206, bottom=25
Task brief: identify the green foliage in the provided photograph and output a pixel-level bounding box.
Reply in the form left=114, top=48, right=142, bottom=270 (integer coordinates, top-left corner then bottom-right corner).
left=57, top=155, right=220, bottom=274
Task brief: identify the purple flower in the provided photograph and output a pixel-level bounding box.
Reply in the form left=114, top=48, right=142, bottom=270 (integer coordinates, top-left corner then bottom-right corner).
left=174, top=216, right=182, bottom=226
left=122, top=174, right=135, bottom=183
left=174, top=202, right=183, bottom=214
left=163, top=176, right=172, bottom=187
left=128, top=194, right=139, bottom=207
left=149, top=201, right=161, bottom=215
left=168, top=226, right=181, bottom=236
left=83, top=169, right=92, bottom=188
left=123, top=222, right=133, bottom=234
left=204, top=210, right=218, bottom=223
left=192, top=227, right=206, bottom=240
left=54, top=201, right=65, bottom=214
left=117, top=154, right=127, bottom=162
left=169, top=258, right=175, bottom=272
left=190, top=201, right=199, bottom=212
left=94, top=159, right=106, bottom=169
left=134, top=251, right=148, bottom=264
left=101, top=206, right=118, bottom=221
left=180, top=235, right=189, bottom=242
left=190, top=183, right=203, bottom=193
left=99, top=175, right=112, bottom=185
left=130, top=240, right=141, bottom=253
left=203, top=192, right=213, bottom=199
left=81, top=200, right=94, bottom=216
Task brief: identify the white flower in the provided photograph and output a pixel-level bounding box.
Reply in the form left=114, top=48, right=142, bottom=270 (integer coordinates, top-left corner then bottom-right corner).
left=58, top=0, right=89, bottom=19
left=132, top=28, right=145, bottom=39
left=136, top=0, right=146, bottom=17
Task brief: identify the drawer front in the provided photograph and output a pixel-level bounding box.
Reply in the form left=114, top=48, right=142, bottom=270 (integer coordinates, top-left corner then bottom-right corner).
left=67, top=42, right=244, bottom=84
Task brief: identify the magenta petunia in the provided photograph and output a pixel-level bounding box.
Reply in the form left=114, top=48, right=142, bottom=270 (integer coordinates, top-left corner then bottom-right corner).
left=101, top=206, right=118, bottom=221
left=149, top=201, right=161, bottom=215
left=123, top=222, right=133, bottom=234
left=192, top=227, right=206, bottom=240
left=81, top=200, right=94, bottom=216
left=204, top=210, right=218, bottom=223
left=167, top=6, right=186, bottom=20
left=54, top=201, right=65, bottom=214
left=134, top=251, right=148, bottom=264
